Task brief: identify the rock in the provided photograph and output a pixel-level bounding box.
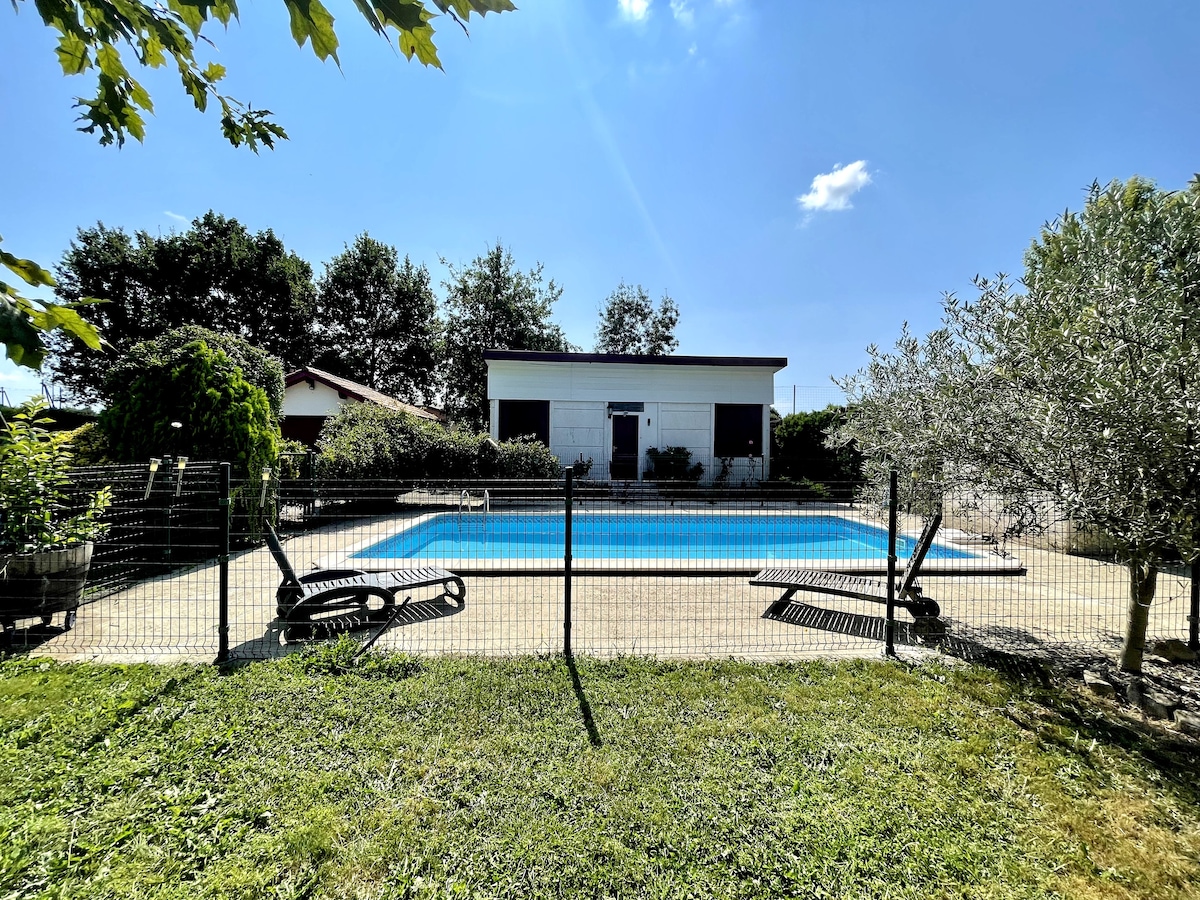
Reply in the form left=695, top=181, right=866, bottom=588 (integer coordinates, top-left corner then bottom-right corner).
left=1175, top=709, right=1200, bottom=738
left=1131, top=681, right=1181, bottom=720
left=1083, top=670, right=1117, bottom=698
left=1150, top=639, right=1197, bottom=664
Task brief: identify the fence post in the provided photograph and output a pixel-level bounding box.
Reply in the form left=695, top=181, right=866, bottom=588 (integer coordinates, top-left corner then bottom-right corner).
left=1190, top=558, right=1199, bottom=652
left=885, top=469, right=898, bottom=656
left=216, top=463, right=231, bottom=664
left=564, top=466, right=574, bottom=658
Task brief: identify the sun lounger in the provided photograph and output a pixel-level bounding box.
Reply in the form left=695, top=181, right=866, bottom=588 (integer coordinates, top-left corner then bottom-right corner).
left=265, top=524, right=465, bottom=634
left=750, top=513, right=943, bottom=619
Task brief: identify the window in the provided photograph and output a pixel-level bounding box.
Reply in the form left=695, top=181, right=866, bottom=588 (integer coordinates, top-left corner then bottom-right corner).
left=714, top=404, right=763, bottom=457
left=497, top=400, right=550, bottom=444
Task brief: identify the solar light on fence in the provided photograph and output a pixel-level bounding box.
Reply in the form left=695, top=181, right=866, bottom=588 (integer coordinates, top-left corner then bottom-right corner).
left=144, top=458, right=161, bottom=500
left=174, top=456, right=189, bottom=497
left=260, top=466, right=272, bottom=507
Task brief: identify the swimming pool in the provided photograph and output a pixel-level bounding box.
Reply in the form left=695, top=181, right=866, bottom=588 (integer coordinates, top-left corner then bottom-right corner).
left=340, top=511, right=1004, bottom=574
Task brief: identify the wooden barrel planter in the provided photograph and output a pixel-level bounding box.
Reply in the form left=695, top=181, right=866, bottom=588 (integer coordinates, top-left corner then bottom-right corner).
left=0, top=542, right=93, bottom=632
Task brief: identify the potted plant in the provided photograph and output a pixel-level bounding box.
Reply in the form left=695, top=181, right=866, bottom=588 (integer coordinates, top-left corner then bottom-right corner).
left=0, top=400, right=111, bottom=634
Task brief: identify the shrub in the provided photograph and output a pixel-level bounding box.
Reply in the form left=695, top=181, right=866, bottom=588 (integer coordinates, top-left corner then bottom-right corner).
left=0, top=401, right=111, bottom=554
left=315, top=404, right=437, bottom=481
left=105, top=326, right=286, bottom=417
left=101, top=340, right=281, bottom=541
left=772, top=405, right=863, bottom=492
left=62, top=422, right=111, bottom=466
left=315, top=405, right=562, bottom=481
left=101, top=340, right=279, bottom=476
left=496, top=437, right=562, bottom=479
left=645, top=446, right=704, bottom=482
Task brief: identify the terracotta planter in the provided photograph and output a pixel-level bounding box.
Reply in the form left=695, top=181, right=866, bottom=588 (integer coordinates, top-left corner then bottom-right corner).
left=0, top=542, right=93, bottom=632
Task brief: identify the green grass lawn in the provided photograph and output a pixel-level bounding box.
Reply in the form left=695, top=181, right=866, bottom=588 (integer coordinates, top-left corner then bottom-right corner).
left=1, top=643, right=1197, bottom=899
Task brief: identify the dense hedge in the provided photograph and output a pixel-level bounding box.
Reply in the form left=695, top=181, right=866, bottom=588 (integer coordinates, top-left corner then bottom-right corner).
left=771, top=405, right=864, bottom=490
left=315, top=404, right=562, bottom=481
left=100, top=339, right=280, bottom=477
left=104, top=326, right=286, bottom=417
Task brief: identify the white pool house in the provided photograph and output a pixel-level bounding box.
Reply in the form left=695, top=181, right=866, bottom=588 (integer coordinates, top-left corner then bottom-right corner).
left=484, top=350, right=787, bottom=483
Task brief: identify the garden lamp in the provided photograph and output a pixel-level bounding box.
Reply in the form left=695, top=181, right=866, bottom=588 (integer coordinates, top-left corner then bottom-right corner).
left=144, top=458, right=161, bottom=501
left=175, top=457, right=189, bottom=498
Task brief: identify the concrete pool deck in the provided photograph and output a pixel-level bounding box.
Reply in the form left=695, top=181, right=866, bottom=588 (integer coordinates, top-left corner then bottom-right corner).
left=16, top=506, right=1196, bottom=665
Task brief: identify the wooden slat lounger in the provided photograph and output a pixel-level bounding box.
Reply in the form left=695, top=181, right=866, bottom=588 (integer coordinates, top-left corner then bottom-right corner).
left=751, top=513, right=943, bottom=619
left=265, top=524, right=465, bottom=635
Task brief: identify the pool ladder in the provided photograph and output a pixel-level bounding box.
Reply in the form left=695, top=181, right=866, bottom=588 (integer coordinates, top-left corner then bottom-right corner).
left=457, top=489, right=490, bottom=529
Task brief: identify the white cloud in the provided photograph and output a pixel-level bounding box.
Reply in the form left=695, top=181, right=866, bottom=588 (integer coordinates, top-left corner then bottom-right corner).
left=618, top=0, right=651, bottom=22
left=796, top=161, right=873, bottom=212
left=164, top=210, right=188, bottom=223
left=670, top=0, right=694, bottom=26
left=688, top=42, right=698, bottom=55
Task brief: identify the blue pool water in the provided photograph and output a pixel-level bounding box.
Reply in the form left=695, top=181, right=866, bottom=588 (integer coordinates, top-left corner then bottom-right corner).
left=350, top=512, right=977, bottom=564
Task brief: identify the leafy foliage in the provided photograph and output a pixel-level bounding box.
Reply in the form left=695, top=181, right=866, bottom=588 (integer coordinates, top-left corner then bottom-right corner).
left=594, top=282, right=680, bottom=355
left=0, top=236, right=102, bottom=370
left=837, top=177, right=1200, bottom=672
left=16, top=0, right=515, bottom=150
left=104, top=326, right=286, bottom=418
left=0, top=400, right=111, bottom=554
left=99, top=339, right=279, bottom=478
left=772, top=405, right=863, bottom=492
left=312, top=234, right=440, bottom=404
left=51, top=213, right=315, bottom=405
left=644, top=446, right=704, bottom=482
left=442, top=243, right=573, bottom=429
left=315, top=403, right=561, bottom=481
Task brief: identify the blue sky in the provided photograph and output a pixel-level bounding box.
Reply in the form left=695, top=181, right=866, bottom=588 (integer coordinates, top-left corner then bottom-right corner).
left=3, top=0, right=1198, bottom=411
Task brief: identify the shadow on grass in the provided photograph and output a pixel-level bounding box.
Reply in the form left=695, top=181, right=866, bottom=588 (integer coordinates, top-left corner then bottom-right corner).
left=763, top=598, right=1053, bottom=682
left=565, top=653, right=602, bottom=748
left=764, top=596, right=1200, bottom=810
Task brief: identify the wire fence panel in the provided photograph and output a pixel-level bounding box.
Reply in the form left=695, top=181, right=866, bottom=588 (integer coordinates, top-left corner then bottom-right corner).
left=4, top=467, right=1194, bottom=664
left=228, top=479, right=567, bottom=660
left=3, top=463, right=224, bottom=660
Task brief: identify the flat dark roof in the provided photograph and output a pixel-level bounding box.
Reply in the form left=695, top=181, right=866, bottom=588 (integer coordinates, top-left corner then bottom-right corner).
left=483, top=350, right=787, bottom=368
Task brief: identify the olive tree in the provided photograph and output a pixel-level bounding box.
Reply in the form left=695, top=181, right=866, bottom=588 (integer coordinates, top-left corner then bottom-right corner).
left=837, top=177, right=1200, bottom=673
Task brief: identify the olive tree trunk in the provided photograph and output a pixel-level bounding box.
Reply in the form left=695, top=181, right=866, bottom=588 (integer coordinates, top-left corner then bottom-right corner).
left=1119, top=560, right=1157, bottom=673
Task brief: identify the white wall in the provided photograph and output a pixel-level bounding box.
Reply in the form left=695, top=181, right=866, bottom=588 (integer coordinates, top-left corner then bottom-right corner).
left=487, top=360, right=779, bottom=481
left=283, top=380, right=351, bottom=417
left=550, top=401, right=606, bottom=470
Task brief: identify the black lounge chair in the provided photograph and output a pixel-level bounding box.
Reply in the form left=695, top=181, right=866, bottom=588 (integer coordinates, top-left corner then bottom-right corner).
left=266, top=524, right=465, bottom=635
left=750, top=512, right=944, bottom=619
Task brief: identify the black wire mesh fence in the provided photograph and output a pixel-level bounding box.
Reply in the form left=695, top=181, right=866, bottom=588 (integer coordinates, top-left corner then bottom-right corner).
left=3, top=463, right=1196, bottom=664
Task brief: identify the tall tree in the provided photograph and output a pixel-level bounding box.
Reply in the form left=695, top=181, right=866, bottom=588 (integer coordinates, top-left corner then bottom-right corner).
left=442, top=243, right=572, bottom=428
left=594, top=282, right=680, bottom=355
left=49, top=213, right=315, bottom=406
left=312, top=235, right=440, bottom=404
left=837, top=177, right=1200, bottom=674
left=5, top=0, right=513, bottom=376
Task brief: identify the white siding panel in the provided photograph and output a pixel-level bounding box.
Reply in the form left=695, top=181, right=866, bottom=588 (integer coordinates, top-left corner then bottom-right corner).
left=549, top=400, right=605, bottom=469
left=658, top=403, right=710, bottom=455
left=488, top=360, right=776, bottom=404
